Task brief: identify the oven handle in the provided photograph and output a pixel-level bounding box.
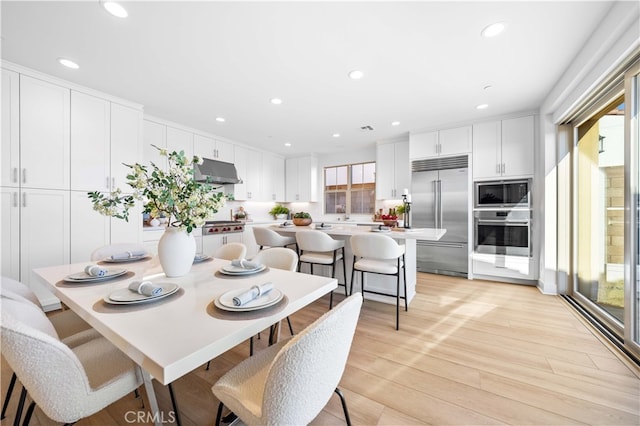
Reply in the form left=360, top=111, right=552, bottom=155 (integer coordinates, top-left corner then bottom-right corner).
left=476, top=219, right=529, bottom=225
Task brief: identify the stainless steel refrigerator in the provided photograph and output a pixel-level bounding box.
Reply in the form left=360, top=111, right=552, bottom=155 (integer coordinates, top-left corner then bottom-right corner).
left=411, top=155, right=469, bottom=277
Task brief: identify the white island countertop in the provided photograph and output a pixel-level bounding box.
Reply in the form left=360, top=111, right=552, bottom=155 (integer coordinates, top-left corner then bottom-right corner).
left=272, top=224, right=446, bottom=241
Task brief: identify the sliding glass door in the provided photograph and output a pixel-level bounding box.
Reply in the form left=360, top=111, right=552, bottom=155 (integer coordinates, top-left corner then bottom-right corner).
left=572, top=58, right=639, bottom=359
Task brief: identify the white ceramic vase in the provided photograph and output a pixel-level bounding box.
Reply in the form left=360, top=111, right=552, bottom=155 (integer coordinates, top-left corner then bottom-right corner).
left=157, top=226, right=196, bottom=277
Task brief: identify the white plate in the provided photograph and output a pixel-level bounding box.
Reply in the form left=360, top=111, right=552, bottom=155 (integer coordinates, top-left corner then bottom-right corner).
left=220, top=264, right=266, bottom=275
left=193, top=254, right=210, bottom=263
left=214, top=288, right=283, bottom=312
left=102, top=255, right=150, bottom=263
left=104, top=283, right=179, bottom=304
left=64, top=268, right=128, bottom=283
left=370, top=228, right=391, bottom=233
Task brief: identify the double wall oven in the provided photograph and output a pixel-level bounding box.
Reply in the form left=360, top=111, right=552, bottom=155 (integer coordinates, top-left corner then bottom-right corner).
left=474, top=179, right=532, bottom=257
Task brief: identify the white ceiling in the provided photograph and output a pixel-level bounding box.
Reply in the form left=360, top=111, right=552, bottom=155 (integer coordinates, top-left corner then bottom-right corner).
left=1, top=1, right=614, bottom=157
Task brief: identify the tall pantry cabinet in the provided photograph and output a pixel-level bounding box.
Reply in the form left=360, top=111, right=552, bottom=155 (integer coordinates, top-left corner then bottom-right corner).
left=1, top=70, right=71, bottom=307
left=1, top=66, right=143, bottom=308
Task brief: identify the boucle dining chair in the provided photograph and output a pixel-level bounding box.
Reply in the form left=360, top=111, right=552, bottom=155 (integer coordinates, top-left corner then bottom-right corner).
left=251, top=247, right=299, bottom=340
left=212, top=293, right=363, bottom=426
left=1, top=297, right=144, bottom=425
left=350, top=233, right=407, bottom=330
left=252, top=227, right=297, bottom=252
left=0, top=277, right=100, bottom=421
left=90, top=242, right=148, bottom=261
left=295, top=230, right=348, bottom=308
left=214, top=242, right=247, bottom=260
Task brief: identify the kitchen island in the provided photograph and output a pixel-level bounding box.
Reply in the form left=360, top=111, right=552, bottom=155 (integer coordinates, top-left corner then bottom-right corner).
left=272, top=225, right=446, bottom=306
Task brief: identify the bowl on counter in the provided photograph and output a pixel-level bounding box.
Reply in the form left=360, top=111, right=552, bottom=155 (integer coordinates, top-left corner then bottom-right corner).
left=293, top=218, right=312, bottom=226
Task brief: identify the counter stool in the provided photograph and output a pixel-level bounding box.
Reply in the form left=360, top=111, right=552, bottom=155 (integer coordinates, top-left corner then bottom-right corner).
left=253, top=227, right=297, bottom=253
left=350, top=233, right=407, bottom=330
left=295, top=230, right=347, bottom=308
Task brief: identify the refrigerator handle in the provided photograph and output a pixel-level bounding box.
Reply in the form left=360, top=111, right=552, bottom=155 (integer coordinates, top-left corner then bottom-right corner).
left=437, top=180, right=443, bottom=228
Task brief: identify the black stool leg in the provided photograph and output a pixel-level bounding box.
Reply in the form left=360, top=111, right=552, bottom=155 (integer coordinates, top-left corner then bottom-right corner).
left=205, top=360, right=211, bottom=370
left=1, top=372, right=17, bottom=420
left=214, top=402, right=224, bottom=426
left=403, top=254, right=408, bottom=311
left=396, top=258, right=400, bottom=330
left=13, top=386, right=27, bottom=426
left=334, top=387, right=352, bottom=426
left=286, top=316, right=294, bottom=335
left=21, top=401, right=36, bottom=426
left=350, top=256, right=356, bottom=295
left=342, top=248, right=348, bottom=297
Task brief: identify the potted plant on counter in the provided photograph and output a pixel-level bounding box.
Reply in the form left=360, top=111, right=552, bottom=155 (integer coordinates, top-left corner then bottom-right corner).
left=269, top=204, right=290, bottom=220
left=292, top=211, right=312, bottom=226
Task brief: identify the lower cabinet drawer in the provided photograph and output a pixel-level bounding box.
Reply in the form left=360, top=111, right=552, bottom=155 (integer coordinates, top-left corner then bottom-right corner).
left=472, top=253, right=536, bottom=281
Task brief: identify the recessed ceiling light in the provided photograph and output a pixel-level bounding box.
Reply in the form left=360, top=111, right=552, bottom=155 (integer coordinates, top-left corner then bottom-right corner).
left=332, top=133, right=340, bottom=138
left=215, top=117, right=225, bottom=123
left=270, top=98, right=282, bottom=105
left=476, top=104, right=489, bottom=110
left=348, top=70, right=364, bottom=80
left=58, top=58, right=79, bottom=69
left=284, top=143, right=291, bottom=147
left=481, top=22, right=505, bottom=38
left=391, top=121, right=400, bottom=126
left=102, top=1, right=128, bottom=18
left=483, top=85, right=493, bottom=91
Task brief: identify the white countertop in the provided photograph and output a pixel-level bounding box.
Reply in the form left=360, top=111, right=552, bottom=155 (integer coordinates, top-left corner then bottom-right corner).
left=272, top=224, right=446, bottom=241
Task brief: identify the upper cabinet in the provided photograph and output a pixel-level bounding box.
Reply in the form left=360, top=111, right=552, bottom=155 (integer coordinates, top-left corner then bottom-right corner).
left=166, top=126, right=193, bottom=159
left=193, top=134, right=234, bottom=163
left=376, top=141, right=410, bottom=200
left=285, top=156, right=318, bottom=202
left=234, top=145, right=262, bottom=200
left=1, top=69, right=19, bottom=188
left=70, top=91, right=142, bottom=191
left=143, top=119, right=167, bottom=169
left=19, top=75, right=70, bottom=190
left=262, top=153, right=285, bottom=202
left=410, top=126, right=471, bottom=159
left=473, top=115, right=534, bottom=180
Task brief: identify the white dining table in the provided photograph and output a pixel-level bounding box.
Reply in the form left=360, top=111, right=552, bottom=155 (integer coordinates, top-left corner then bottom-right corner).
left=32, top=256, right=337, bottom=425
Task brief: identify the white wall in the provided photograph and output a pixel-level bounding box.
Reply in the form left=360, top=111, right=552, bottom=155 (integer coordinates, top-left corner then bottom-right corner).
left=537, top=1, right=640, bottom=294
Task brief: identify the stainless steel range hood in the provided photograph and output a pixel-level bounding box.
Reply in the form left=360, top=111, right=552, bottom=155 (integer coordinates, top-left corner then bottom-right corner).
left=193, top=158, right=242, bottom=185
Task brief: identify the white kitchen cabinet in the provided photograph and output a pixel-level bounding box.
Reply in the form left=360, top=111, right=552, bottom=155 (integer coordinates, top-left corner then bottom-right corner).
left=20, top=188, right=70, bottom=308
left=285, top=156, right=318, bottom=202
left=214, top=139, right=234, bottom=163
left=167, top=126, right=193, bottom=159
left=410, top=126, right=471, bottom=159
left=472, top=252, right=537, bottom=281
left=70, top=93, right=142, bottom=192
left=376, top=141, right=410, bottom=200
left=234, top=145, right=262, bottom=200
left=262, top=153, right=285, bottom=202
left=2, top=69, right=20, bottom=188
left=1, top=187, right=20, bottom=280
left=19, top=75, right=70, bottom=190
left=202, top=233, right=242, bottom=257
left=473, top=115, right=534, bottom=179
left=143, top=119, right=167, bottom=170
left=143, top=227, right=202, bottom=256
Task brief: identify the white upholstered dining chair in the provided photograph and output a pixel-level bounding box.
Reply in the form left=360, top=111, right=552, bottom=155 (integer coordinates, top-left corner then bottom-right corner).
left=1, top=297, right=144, bottom=425
left=212, top=293, right=363, bottom=426
left=350, top=233, right=407, bottom=330
left=252, top=227, right=297, bottom=252
left=295, top=230, right=348, bottom=308
left=214, top=242, right=247, bottom=260
left=0, top=277, right=100, bottom=421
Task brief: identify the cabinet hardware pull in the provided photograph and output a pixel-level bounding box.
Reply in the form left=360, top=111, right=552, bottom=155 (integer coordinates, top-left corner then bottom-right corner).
left=13, top=167, right=18, bottom=183
left=22, top=168, right=26, bottom=184
left=112, top=177, right=115, bottom=188
left=501, top=163, right=505, bottom=174
left=496, top=164, right=500, bottom=174
left=13, top=192, right=18, bottom=207
left=22, top=192, right=26, bottom=207
left=106, top=177, right=110, bottom=189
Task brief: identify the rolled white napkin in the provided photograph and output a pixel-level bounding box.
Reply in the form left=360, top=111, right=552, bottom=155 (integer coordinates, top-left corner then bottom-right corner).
left=111, top=250, right=147, bottom=260
left=231, top=258, right=262, bottom=270
left=84, top=264, right=107, bottom=277
left=128, top=280, right=163, bottom=297
left=232, top=282, right=274, bottom=306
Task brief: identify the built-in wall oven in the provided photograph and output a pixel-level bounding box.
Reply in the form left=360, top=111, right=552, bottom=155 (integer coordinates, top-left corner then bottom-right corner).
left=474, top=210, right=531, bottom=257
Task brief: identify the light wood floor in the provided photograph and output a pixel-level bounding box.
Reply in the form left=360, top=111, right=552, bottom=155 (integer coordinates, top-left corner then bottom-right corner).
left=3, top=273, right=639, bottom=425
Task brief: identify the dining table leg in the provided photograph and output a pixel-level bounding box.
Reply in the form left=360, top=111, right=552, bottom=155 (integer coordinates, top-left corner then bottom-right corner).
left=142, top=370, right=162, bottom=426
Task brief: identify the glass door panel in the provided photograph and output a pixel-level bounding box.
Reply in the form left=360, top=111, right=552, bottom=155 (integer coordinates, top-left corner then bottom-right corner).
left=576, top=98, right=625, bottom=323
